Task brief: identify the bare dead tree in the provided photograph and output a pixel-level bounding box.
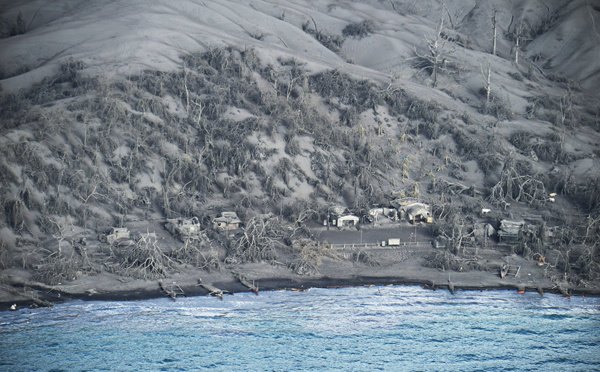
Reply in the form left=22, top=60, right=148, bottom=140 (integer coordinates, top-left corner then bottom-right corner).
left=290, top=207, right=318, bottom=238
left=438, top=214, right=474, bottom=256
left=76, top=173, right=106, bottom=203
left=492, top=9, right=498, bottom=55
left=489, top=153, right=547, bottom=207
left=414, top=17, right=454, bottom=87
left=48, top=217, right=73, bottom=256
left=5, top=199, right=25, bottom=232
left=481, top=61, right=492, bottom=105
left=16, top=11, right=27, bottom=35
left=509, top=23, right=529, bottom=64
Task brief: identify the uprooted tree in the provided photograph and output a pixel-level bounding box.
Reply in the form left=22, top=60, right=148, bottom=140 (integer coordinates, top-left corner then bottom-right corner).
left=226, top=214, right=285, bottom=263
left=109, top=233, right=174, bottom=279
left=288, top=239, right=336, bottom=275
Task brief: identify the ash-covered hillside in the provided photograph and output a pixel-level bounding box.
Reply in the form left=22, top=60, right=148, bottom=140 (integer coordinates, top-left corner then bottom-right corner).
left=0, top=0, right=599, bottom=290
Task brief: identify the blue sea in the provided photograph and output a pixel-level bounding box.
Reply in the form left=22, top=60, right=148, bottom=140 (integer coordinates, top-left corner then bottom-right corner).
left=1, top=286, right=599, bottom=371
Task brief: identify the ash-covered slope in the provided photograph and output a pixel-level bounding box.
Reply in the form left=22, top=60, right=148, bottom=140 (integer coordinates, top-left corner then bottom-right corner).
left=0, top=0, right=599, bottom=294
left=2, top=0, right=599, bottom=94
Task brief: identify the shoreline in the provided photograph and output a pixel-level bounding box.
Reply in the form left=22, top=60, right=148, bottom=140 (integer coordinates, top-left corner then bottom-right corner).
left=3, top=228, right=599, bottom=311
left=3, top=273, right=598, bottom=312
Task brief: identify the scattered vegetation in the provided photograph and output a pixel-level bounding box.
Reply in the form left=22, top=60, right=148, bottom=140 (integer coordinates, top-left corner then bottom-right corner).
left=424, top=250, right=489, bottom=272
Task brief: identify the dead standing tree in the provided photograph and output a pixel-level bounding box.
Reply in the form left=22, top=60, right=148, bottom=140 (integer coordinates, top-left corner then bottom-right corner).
left=506, top=19, right=530, bottom=65
left=415, top=17, right=454, bottom=87
left=4, top=199, right=25, bottom=233
left=436, top=213, right=474, bottom=257
left=489, top=153, right=547, bottom=208
left=481, top=61, right=492, bottom=105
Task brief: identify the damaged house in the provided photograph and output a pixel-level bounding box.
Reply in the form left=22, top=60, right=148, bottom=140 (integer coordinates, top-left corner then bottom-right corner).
left=368, top=207, right=398, bottom=223
left=498, top=220, right=524, bottom=242
left=165, top=217, right=204, bottom=241
left=390, top=198, right=433, bottom=223
left=213, top=211, right=242, bottom=230
left=102, top=227, right=131, bottom=245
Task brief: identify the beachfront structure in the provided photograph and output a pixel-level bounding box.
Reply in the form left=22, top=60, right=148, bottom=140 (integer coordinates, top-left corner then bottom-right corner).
left=337, top=214, right=360, bottom=227
left=395, top=202, right=432, bottom=223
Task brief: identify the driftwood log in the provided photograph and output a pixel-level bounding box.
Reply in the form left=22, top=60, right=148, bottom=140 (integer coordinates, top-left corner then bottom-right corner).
left=158, top=280, right=184, bottom=301
left=234, top=272, right=259, bottom=294
left=197, top=278, right=232, bottom=300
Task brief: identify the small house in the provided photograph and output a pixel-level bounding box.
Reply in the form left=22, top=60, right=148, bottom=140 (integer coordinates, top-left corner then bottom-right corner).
left=166, top=217, right=203, bottom=240
left=337, top=214, right=360, bottom=227
left=498, top=220, right=524, bottom=242
left=390, top=198, right=433, bottom=223
left=105, top=227, right=130, bottom=244
left=402, top=203, right=432, bottom=223
left=213, top=211, right=242, bottom=230
left=328, top=212, right=359, bottom=228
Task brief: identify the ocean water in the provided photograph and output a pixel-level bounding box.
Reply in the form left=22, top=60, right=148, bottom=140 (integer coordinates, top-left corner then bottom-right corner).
left=0, top=286, right=598, bottom=372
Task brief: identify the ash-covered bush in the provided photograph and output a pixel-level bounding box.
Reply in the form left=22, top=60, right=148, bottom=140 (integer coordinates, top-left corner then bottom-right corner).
left=226, top=214, right=284, bottom=263
left=33, top=253, right=96, bottom=285
left=109, top=234, right=174, bottom=280
left=342, top=19, right=376, bottom=38
left=302, top=21, right=345, bottom=52
left=406, top=98, right=440, bottom=123
left=476, top=154, right=500, bottom=175
left=309, top=69, right=382, bottom=112
left=509, top=130, right=533, bottom=151
left=479, top=99, right=513, bottom=121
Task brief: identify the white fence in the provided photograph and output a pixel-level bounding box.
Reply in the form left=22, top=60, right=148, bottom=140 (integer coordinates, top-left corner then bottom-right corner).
left=329, top=241, right=429, bottom=250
